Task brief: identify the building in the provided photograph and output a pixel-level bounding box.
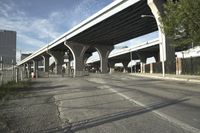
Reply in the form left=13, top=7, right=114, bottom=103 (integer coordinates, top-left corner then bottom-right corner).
left=0, top=30, right=16, bottom=68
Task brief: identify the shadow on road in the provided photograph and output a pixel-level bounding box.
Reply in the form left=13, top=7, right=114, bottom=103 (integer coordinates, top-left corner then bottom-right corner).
left=39, top=98, right=189, bottom=133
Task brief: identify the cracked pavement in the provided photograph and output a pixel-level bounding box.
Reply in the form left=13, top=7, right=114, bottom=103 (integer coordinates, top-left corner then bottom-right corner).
left=0, top=73, right=200, bottom=133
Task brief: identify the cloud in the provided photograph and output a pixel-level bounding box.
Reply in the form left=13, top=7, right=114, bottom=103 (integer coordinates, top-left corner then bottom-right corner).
left=0, top=0, right=97, bottom=49
left=18, top=34, right=45, bottom=48
left=66, top=0, right=110, bottom=28
left=30, top=18, right=61, bottom=39
left=0, top=0, right=113, bottom=53
left=0, top=0, right=63, bottom=52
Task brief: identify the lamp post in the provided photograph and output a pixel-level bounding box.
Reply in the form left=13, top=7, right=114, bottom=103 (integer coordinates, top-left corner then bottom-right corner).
left=114, top=45, right=129, bottom=73
left=141, top=14, right=165, bottom=77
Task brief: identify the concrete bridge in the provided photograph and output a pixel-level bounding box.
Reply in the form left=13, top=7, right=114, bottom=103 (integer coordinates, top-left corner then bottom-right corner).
left=87, top=39, right=160, bottom=73
left=17, top=0, right=175, bottom=77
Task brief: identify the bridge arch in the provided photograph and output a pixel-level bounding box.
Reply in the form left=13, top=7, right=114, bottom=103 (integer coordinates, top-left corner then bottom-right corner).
left=83, top=46, right=101, bottom=73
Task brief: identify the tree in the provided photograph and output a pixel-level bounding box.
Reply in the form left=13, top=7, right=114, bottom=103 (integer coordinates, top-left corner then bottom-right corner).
left=161, top=0, right=200, bottom=50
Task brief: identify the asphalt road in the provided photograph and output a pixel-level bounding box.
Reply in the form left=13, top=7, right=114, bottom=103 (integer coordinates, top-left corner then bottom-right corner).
left=0, top=73, right=200, bottom=133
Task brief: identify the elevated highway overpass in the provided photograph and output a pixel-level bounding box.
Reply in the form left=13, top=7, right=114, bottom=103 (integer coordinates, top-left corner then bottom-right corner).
left=87, top=39, right=159, bottom=64
left=87, top=39, right=160, bottom=73
left=17, top=0, right=175, bottom=77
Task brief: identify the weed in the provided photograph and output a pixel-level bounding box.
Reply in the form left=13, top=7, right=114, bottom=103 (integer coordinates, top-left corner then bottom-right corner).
left=0, top=80, right=30, bottom=100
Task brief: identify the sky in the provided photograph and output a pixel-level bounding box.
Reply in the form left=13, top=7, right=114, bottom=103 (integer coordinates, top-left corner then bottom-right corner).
left=0, top=0, right=158, bottom=62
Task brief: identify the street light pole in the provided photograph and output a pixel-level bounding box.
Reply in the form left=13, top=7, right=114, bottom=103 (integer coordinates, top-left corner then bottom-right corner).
left=141, top=14, right=165, bottom=77
left=160, top=35, right=165, bottom=77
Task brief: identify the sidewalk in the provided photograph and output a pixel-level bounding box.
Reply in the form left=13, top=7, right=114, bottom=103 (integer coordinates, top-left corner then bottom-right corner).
left=130, top=73, right=200, bottom=83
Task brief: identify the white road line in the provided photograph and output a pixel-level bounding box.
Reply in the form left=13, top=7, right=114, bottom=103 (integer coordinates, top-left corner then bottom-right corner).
left=109, top=88, right=200, bottom=133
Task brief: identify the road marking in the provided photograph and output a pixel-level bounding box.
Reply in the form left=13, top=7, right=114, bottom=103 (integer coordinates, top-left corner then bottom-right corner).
left=109, top=88, right=200, bottom=133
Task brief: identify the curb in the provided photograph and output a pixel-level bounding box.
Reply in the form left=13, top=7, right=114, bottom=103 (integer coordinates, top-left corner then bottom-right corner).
left=129, top=74, right=200, bottom=84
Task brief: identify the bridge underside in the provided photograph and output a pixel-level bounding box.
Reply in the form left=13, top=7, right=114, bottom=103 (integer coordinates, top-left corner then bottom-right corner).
left=69, top=0, right=158, bottom=45
left=111, top=45, right=159, bottom=62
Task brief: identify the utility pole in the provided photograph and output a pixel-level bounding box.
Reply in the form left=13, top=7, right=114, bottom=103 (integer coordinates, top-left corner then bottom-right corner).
left=141, top=14, right=165, bottom=77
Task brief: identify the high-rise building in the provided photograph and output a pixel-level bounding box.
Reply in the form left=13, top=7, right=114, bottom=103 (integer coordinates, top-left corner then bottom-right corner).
left=0, top=30, right=16, bottom=67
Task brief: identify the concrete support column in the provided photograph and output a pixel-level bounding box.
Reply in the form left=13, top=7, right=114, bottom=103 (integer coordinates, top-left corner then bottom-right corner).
left=33, top=60, right=38, bottom=78
left=23, top=64, right=26, bottom=72
left=23, top=64, right=27, bottom=78
left=150, top=63, right=153, bottom=74
left=137, top=52, right=147, bottom=74
left=22, top=64, right=26, bottom=78
left=140, top=62, right=145, bottom=73
left=95, top=45, right=114, bottom=74
left=140, top=62, right=143, bottom=73
left=136, top=52, right=147, bottom=64
left=93, top=63, right=100, bottom=73
left=148, top=0, right=176, bottom=74
left=42, top=55, right=50, bottom=72
left=109, top=61, right=115, bottom=74
left=83, top=53, right=92, bottom=72
left=19, top=66, right=23, bottom=81
left=75, top=56, right=84, bottom=76
left=101, top=57, right=109, bottom=73
left=176, top=58, right=182, bottom=75
left=65, top=62, right=70, bottom=76
left=49, top=51, right=64, bottom=74
left=64, top=41, right=90, bottom=77
left=122, top=61, right=129, bottom=73
left=64, top=41, right=113, bottom=76
left=27, top=62, right=31, bottom=78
